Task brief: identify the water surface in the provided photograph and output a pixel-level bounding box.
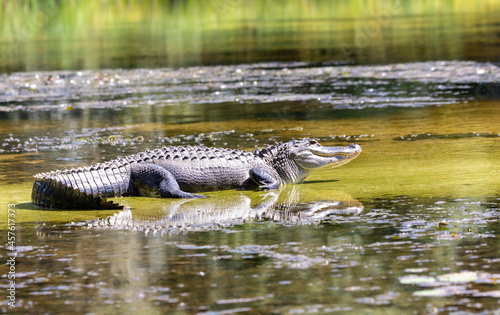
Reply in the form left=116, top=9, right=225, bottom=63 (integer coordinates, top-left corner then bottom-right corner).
left=1, top=1, right=500, bottom=313
left=1, top=60, right=499, bottom=314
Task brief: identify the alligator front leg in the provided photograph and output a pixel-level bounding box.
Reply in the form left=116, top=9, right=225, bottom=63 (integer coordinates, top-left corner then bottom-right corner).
left=248, top=168, right=280, bottom=190
left=130, top=164, right=206, bottom=199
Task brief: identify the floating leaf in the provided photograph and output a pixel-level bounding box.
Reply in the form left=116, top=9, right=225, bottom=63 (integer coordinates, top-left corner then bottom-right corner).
left=399, top=275, right=436, bottom=285
left=437, top=271, right=478, bottom=284
left=404, top=268, right=428, bottom=273
left=413, top=285, right=469, bottom=297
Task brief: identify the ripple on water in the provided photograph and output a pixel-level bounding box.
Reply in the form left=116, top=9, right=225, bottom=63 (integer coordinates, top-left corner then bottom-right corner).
left=396, top=132, right=500, bottom=141
left=1, top=61, right=498, bottom=113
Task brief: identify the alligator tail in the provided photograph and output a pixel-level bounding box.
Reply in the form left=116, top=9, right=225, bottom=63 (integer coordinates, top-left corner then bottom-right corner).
left=32, top=176, right=123, bottom=210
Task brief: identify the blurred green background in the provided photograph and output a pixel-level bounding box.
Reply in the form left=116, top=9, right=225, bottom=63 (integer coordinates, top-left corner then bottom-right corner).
left=1, top=0, right=499, bottom=73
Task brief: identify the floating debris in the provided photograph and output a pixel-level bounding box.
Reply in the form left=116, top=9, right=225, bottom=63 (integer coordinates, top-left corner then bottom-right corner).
left=1, top=61, right=498, bottom=112
left=395, top=132, right=500, bottom=141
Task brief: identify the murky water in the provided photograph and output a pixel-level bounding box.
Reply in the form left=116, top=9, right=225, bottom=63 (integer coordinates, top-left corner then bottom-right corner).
left=1, top=1, right=500, bottom=313
left=1, top=60, right=499, bottom=314
left=6, top=195, right=500, bottom=314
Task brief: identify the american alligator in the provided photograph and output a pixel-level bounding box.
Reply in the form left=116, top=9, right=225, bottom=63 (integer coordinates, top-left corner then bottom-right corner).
left=32, top=139, right=362, bottom=210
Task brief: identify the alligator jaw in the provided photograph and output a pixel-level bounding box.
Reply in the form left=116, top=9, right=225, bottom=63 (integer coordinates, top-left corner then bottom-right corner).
left=294, top=143, right=362, bottom=170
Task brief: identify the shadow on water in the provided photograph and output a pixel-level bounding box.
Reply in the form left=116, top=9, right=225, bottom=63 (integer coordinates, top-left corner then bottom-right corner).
left=15, top=187, right=363, bottom=227
left=303, top=179, right=339, bottom=184
left=88, top=188, right=364, bottom=233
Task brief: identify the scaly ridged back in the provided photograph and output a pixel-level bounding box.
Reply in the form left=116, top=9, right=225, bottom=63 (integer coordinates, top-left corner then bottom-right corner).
left=136, top=145, right=256, bottom=163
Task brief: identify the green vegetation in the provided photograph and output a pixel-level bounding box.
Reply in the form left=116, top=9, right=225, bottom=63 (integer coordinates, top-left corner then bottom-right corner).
left=1, top=0, right=499, bottom=72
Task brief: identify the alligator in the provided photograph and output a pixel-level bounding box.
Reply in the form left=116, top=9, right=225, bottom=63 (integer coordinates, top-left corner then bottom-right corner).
left=32, top=139, right=362, bottom=210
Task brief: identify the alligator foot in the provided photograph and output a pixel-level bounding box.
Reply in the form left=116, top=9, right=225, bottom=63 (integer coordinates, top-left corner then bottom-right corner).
left=131, top=164, right=207, bottom=199
left=159, top=187, right=207, bottom=199
left=249, top=168, right=280, bottom=191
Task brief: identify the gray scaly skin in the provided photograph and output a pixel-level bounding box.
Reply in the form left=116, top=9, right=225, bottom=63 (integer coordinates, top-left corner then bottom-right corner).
left=32, top=139, right=362, bottom=210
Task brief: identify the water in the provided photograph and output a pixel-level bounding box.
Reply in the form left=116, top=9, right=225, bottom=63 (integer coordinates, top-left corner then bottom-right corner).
left=4, top=193, right=500, bottom=313
left=1, top=1, right=500, bottom=314
left=2, top=60, right=499, bottom=314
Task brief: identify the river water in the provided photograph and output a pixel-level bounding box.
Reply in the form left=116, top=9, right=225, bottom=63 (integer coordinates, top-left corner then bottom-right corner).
left=1, top=1, right=500, bottom=314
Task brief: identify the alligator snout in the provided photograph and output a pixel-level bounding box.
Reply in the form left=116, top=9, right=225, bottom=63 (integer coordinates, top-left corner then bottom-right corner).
left=348, top=143, right=362, bottom=151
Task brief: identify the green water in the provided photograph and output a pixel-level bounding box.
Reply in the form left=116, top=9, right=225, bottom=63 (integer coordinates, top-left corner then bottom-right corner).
left=1, top=1, right=500, bottom=314
left=1, top=63, right=499, bottom=314
left=1, top=0, right=500, bottom=72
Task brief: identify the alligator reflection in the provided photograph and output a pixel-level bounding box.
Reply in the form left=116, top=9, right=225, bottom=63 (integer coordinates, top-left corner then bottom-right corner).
left=90, top=188, right=363, bottom=233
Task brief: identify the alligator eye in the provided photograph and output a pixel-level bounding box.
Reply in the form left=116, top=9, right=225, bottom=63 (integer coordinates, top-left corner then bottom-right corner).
left=309, top=139, right=318, bottom=145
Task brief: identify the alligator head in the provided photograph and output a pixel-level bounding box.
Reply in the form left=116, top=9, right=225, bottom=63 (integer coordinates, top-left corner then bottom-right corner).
left=291, top=139, right=362, bottom=170
left=256, top=139, right=362, bottom=184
